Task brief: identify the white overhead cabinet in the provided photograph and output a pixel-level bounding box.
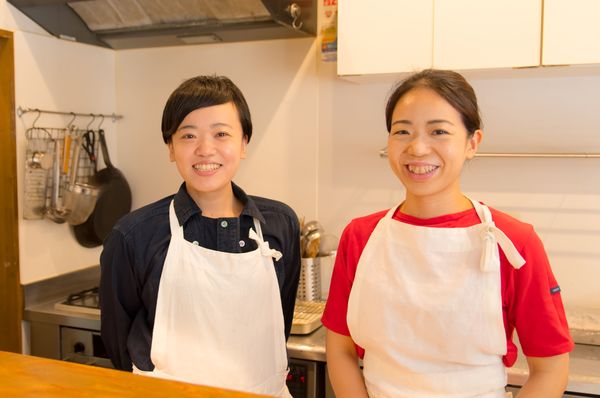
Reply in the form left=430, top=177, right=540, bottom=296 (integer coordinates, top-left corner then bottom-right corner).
left=338, top=0, right=541, bottom=76
left=337, top=0, right=600, bottom=77
left=337, top=0, right=433, bottom=76
left=542, top=0, right=600, bottom=65
left=433, top=0, right=541, bottom=70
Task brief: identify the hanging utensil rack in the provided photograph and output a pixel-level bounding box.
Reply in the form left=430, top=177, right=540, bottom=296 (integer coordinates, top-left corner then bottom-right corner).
left=19, top=107, right=123, bottom=221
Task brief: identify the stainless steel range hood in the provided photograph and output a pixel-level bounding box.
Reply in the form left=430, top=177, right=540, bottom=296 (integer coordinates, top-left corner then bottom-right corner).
left=8, top=0, right=316, bottom=49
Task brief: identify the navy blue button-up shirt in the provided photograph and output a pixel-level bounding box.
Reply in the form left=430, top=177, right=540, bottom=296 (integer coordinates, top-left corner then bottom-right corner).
left=100, top=182, right=301, bottom=371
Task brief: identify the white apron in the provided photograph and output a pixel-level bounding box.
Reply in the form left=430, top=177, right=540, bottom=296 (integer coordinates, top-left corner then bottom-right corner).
left=347, top=199, right=525, bottom=398
left=133, top=201, right=291, bottom=397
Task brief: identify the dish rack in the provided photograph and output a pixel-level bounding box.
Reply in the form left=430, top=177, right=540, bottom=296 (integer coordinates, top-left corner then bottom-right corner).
left=291, top=300, right=326, bottom=335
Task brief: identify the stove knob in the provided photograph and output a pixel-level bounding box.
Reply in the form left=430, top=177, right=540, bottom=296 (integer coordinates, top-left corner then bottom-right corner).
left=74, top=342, right=85, bottom=353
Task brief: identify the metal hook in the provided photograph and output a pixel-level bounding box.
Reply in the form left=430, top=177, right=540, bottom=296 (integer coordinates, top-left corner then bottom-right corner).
left=32, top=109, right=41, bottom=128
left=288, top=3, right=303, bottom=30
left=86, top=114, right=96, bottom=130
left=97, top=114, right=105, bottom=130
left=66, top=112, right=77, bottom=129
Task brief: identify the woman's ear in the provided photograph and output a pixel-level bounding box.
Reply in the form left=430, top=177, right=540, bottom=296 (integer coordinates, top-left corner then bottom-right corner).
left=466, top=130, right=483, bottom=160
left=240, top=135, right=248, bottom=159
left=168, top=141, right=175, bottom=162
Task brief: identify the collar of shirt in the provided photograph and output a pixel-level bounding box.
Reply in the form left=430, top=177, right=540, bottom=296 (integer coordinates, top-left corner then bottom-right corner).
left=172, top=182, right=266, bottom=226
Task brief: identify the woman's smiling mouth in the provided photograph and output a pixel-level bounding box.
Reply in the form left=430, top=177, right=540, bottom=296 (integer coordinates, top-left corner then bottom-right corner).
left=193, top=163, right=222, bottom=172
left=406, top=164, right=439, bottom=175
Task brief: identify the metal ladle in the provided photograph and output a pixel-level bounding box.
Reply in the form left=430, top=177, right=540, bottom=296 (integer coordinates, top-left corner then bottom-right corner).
left=303, top=229, right=321, bottom=258
left=44, top=139, right=69, bottom=223
left=301, top=220, right=322, bottom=239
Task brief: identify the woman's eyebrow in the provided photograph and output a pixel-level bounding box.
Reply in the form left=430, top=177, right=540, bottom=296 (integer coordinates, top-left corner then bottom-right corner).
left=210, top=122, right=233, bottom=128
left=391, top=119, right=455, bottom=126
left=177, top=124, right=196, bottom=130
left=427, top=119, right=454, bottom=125
left=391, top=119, right=412, bottom=126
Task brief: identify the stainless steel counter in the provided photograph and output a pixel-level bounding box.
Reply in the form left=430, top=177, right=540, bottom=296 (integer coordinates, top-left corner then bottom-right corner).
left=288, top=326, right=327, bottom=362
left=24, top=294, right=600, bottom=396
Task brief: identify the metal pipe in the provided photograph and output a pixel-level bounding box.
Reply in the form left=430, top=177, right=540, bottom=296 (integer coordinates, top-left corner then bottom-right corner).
left=378, top=148, right=600, bottom=159
left=475, top=152, right=600, bottom=158
left=17, top=106, right=123, bottom=122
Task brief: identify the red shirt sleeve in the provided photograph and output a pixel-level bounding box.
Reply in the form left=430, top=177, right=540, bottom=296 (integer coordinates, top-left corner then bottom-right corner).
left=496, top=213, right=574, bottom=365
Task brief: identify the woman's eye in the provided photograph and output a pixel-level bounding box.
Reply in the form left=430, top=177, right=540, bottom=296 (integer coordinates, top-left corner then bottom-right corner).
left=182, top=133, right=195, bottom=139
left=216, top=131, right=230, bottom=138
left=392, top=129, right=409, bottom=136
left=432, top=129, right=449, bottom=136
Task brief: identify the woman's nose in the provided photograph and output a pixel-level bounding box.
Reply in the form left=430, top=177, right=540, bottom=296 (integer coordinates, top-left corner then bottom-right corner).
left=406, top=134, right=430, bottom=156
left=194, top=136, right=215, bottom=156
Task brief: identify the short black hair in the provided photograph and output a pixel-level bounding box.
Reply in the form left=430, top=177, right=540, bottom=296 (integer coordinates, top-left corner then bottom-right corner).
left=161, top=75, right=253, bottom=143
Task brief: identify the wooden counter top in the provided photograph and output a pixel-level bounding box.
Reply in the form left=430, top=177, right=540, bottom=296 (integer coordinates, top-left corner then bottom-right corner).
left=0, top=351, right=269, bottom=398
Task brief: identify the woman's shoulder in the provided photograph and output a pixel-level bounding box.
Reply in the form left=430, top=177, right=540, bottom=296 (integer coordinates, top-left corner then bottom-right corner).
left=488, top=206, right=536, bottom=248
left=113, top=195, right=173, bottom=236
left=248, top=195, right=299, bottom=228
left=342, top=209, right=389, bottom=241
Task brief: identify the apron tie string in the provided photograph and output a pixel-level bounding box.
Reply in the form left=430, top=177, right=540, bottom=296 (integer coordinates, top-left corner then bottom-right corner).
left=480, top=222, right=526, bottom=272
left=249, top=228, right=283, bottom=261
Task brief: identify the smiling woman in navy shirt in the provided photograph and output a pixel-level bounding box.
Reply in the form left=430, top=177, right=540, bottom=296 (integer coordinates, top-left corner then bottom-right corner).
left=100, top=75, right=300, bottom=397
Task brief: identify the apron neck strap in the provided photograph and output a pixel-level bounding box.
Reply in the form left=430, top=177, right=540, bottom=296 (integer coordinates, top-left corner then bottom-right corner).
left=467, top=197, right=493, bottom=224
left=169, top=200, right=184, bottom=239
left=249, top=220, right=283, bottom=261
left=384, top=206, right=399, bottom=219
left=467, top=198, right=526, bottom=271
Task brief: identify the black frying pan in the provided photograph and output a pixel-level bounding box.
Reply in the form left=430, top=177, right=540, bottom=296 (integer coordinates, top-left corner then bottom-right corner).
left=73, top=129, right=132, bottom=247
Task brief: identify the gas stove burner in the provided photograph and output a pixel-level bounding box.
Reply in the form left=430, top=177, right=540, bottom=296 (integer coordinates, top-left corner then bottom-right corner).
left=54, top=286, right=101, bottom=316
left=65, top=287, right=99, bottom=308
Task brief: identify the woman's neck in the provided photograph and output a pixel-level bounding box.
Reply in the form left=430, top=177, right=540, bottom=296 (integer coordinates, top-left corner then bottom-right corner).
left=400, top=193, right=472, bottom=219
left=188, top=185, right=243, bottom=218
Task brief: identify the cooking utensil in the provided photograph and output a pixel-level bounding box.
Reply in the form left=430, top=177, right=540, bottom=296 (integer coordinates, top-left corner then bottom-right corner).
left=29, top=150, right=53, bottom=170
left=303, top=229, right=321, bottom=258
left=44, top=139, right=69, bottom=223
left=73, top=129, right=132, bottom=247
left=301, top=220, right=322, bottom=239
left=63, top=135, right=100, bottom=225
left=318, top=233, right=338, bottom=256
left=23, top=137, right=52, bottom=220
left=62, top=133, right=72, bottom=174
left=81, top=130, right=97, bottom=172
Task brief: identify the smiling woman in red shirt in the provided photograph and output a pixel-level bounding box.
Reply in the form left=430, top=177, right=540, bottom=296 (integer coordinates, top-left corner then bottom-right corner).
left=322, top=69, right=573, bottom=398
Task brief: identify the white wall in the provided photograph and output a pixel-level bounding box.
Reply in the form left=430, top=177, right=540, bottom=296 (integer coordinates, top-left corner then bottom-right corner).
left=2, top=1, right=117, bottom=283
left=114, top=38, right=319, bottom=220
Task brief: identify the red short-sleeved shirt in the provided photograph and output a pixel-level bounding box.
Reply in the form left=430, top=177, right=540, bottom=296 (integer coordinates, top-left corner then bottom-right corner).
left=321, top=204, right=574, bottom=366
